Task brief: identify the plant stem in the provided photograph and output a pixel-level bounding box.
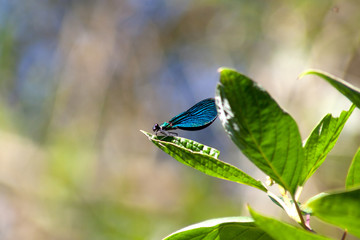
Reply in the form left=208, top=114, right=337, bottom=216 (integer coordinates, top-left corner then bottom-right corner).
left=290, top=193, right=308, bottom=231
left=341, top=230, right=347, bottom=240
left=305, top=214, right=311, bottom=229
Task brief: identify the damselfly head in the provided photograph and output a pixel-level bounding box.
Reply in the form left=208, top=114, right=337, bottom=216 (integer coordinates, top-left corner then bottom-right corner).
left=153, top=123, right=160, bottom=132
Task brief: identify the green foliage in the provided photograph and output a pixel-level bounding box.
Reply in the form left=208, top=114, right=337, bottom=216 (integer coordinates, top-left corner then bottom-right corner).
left=306, top=188, right=360, bottom=238
left=141, top=131, right=266, bottom=192
left=143, top=68, right=360, bottom=240
left=301, top=105, right=355, bottom=185
left=163, top=217, right=273, bottom=240
left=346, top=148, right=360, bottom=189
left=216, top=68, right=304, bottom=195
left=249, top=207, right=332, bottom=240
left=299, top=70, right=360, bottom=109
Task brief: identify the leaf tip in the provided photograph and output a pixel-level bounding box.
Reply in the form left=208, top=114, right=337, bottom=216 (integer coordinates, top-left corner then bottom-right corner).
left=217, top=67, right=225, bottom=73
left=140, top=129, right=148, bottom=135
left=247, top=205, right=256, bottom=216
left=298, top=69, right=320, bottom=80
left=140, top=130, right=153, bottom=140
left=217, top=67, right=237, bottom=74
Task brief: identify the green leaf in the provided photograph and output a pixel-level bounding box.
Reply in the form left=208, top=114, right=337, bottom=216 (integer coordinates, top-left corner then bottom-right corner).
left=249, top=207, right=333, bottom=240
left=267, top=194, right=285, bottom=210
left=163, top=217, right=274, bottom=240
left=141, top=130, right=267, bottom=192
left=300, top=105, right=355, bottom=185
left=299, top=69, right=360, bottom=109
left=346, top=148, right=360, bottom=189
left=216, top=68, right=304, bottom=194
left=306, top=188, right=360, bottom=238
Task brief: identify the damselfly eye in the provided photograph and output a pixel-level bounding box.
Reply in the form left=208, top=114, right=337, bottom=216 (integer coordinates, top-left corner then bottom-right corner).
left=153, top=123, right=160, bottom=132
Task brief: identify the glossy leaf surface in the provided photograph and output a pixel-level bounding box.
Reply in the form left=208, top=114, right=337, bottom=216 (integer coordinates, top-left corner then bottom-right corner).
left=346, top=148, right=360, bottom=189
left=300, top=105, right=355, bottom=185
left=216, top=68, right=304, bottom=194
left=306, top=188, right=360, bottom=238
left=163, top=217, right=273, bottom=240
left=142, top=131, right=267, bottom=191
left=299, top=69, right=360, bottom=109
left=249, top=207, right=332, bottom=240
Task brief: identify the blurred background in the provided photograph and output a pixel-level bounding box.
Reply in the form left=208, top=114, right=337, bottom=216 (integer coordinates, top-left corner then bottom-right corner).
left=0, top=0, right=359, bottom=239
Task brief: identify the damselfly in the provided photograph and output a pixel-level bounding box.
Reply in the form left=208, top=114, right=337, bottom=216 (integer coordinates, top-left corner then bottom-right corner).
left=153, top=98, right=218, bottom=136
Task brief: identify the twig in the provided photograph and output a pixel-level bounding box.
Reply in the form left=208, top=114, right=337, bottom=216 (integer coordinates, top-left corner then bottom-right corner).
left=305, top=214, right=310, bottom=227
left=341, top=230, right=347, bottom=240
left=290, top=193, right=309, bottom=231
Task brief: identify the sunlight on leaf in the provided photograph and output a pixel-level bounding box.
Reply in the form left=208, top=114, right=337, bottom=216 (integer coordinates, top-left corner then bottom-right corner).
left=141, top=130, right=267, bottom=192
left=216, top=68, right=304, bottom=194
left=249, top=207, right=332, bottom=240
left=346, top=148, right=360, bottom=189
left=299, top=69, right=360, bottom=109
left=300, top=105, right=355, bottom=185
left=163, top=217, right=273, bottom=240
left=306, top=188, right=360, bottom=238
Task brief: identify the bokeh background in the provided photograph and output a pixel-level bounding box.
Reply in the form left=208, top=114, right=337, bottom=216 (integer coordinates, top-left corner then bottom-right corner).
left=0, top=0, right=359, bottom=239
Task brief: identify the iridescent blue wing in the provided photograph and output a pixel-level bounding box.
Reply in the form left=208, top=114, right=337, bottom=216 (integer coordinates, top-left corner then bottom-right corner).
left=165, top=98, right=217, bottom=131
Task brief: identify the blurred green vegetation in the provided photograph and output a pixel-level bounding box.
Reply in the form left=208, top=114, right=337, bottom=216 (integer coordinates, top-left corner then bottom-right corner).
left=0, top=0, right=359, bottom=239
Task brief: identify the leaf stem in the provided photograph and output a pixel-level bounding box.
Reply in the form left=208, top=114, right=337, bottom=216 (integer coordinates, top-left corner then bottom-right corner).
left=341, top=230, right=347, bottom=240
left=305, top=213, right=313, bottom=231
left=290, top=193, right=308, bottom=231
left=268, top=191, right=288, bottom=210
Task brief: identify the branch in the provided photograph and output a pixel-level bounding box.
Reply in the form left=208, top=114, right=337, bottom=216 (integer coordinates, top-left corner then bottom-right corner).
left=290, top=193, right=309, bottom=231
left=341, top=230, right=347, bottom=240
